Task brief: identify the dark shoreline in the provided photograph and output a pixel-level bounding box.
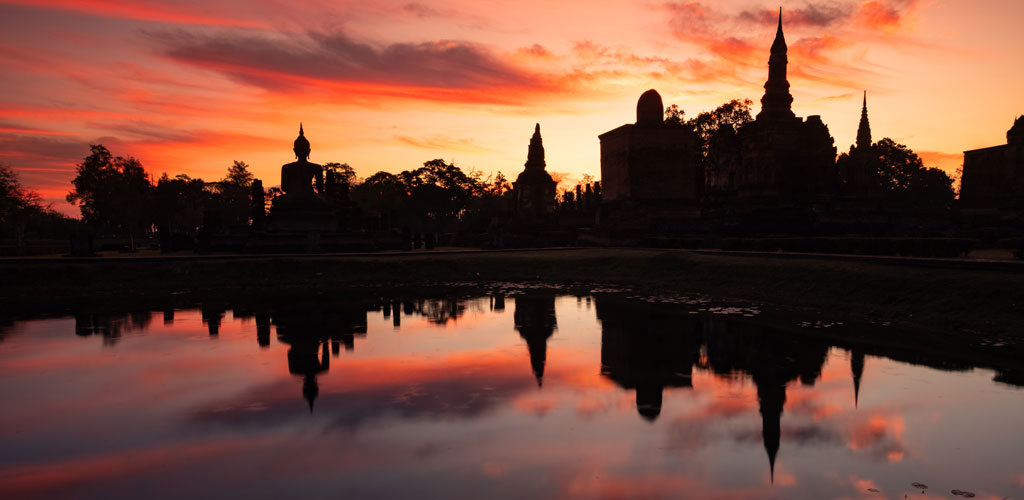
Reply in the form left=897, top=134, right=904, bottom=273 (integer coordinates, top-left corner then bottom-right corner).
left=2, top=247, right=1022, bottom=338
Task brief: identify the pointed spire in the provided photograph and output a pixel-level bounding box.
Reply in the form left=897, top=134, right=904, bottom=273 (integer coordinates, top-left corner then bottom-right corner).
left=771, top=7, right=787, bottom=53
left=856, top=92, right=872, bottom=150
left=525, top=122, right=546, bottom=169
left=758, top=8, right=794, bottom=121
left=299, top=122, right=304, bottom=136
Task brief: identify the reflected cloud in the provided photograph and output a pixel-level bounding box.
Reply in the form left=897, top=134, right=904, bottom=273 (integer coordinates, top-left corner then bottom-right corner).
left=1, top=292, right=1022, bottom=499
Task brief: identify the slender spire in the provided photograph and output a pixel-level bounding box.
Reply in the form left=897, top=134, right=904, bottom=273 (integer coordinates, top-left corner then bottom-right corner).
left=525, top=122, right=546, bottom=170
left=856, top=92, right=872, bottom=150
left=771, top=7, right=787, bottom=53
left=757, top=8, right=795, bottom=121
left=758, top=381, right=784, bottom=486
left=299, top=122, right=304, bottom=136
left=851, top=350, right=865, bottom=408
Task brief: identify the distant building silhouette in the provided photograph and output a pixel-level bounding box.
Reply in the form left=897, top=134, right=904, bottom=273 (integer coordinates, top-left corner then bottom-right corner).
left=856, top=92, right=872, bottom=151
left=599, top=89, right=702, bottom=232
left=600, top=90, right=701, bottom=203
left=512, top=124, right=558, bottom=219
left=757, top=10, right=796, bottom=123
left=730, top=10, right=838, bottom=200
left=840, top=92, right=881, bottom=195
left=597, top=11, right=842, bottom=235
left=959, top=116, right=1024, bottom=211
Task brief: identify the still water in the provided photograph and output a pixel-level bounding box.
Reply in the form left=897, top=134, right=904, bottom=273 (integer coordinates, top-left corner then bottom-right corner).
left=0, top=291, right=1021, bottom=499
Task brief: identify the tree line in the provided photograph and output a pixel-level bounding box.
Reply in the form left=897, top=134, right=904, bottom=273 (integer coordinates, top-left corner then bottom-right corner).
left=0, top=164, right=79, bottom=252
left=58, top=145, right=567, bottom=246
left=666, top=99, right=956, bottom=206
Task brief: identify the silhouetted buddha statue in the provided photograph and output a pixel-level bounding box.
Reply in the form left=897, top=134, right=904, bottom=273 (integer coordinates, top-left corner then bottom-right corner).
left=268, top=124, right=337, bottom=232
left=275, top=124, right=326, bottom=208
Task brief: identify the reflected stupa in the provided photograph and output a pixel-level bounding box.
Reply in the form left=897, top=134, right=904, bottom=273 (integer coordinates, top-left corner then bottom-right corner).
left=513, top=294, right=557, bottom=387
left=702, top=316, right=829, bottom=483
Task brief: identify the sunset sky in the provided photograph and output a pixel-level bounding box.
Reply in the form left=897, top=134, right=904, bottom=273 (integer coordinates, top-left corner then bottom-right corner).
left=1, top=0, right=1022, bottom=215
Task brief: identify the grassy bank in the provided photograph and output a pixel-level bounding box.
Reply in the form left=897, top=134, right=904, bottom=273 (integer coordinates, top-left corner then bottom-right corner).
left=2, top=248, right=1022, bottom=337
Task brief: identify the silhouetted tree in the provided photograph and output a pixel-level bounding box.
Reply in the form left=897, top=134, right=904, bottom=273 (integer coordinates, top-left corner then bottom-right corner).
left=1, top=164, right=77, bottom=246
left=153, top=173, right=207, bottom=239
left=403, top=159, right=479, bottom=224
left=67, top=145, right=152, bottom=247
left=872, top=138, right=955, bottom=208
left=217, top=161, right=254, bottom=226
left=1, top=164, right=40, bottom=228
left=351, top=171, right=406, bottom=221
left=324, top=162, right=357, bottom=186
left=689, top=99, right=754, bottom=157
left=463, top=170, right=513, bottom=229
left=664, top=104, right=686, bottom=126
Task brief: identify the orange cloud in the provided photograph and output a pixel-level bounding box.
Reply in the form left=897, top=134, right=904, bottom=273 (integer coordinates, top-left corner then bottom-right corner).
left=0, top=0, right=263, bottom=27
left=396, top=135, right=493, bottom=154
left=856, top=0, right=915, bottom=32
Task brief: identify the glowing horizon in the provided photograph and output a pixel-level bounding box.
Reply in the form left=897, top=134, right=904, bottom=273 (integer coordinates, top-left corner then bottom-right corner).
left=2, top=0, right=1022, bottom=216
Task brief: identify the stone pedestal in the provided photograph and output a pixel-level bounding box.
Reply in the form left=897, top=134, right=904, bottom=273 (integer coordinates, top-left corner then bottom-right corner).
left=267, top=208, right=337, bottom=232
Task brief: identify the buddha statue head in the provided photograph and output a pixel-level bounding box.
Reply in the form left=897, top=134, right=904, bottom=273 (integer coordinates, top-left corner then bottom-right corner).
left=293, top=123, right=311, bottom=160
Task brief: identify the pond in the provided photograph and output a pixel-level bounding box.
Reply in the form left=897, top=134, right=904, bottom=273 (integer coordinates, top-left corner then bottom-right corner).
left=0, top=290, right=1021, bottom=499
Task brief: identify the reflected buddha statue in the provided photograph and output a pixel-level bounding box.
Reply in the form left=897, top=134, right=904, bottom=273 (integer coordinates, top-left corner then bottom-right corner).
left=267, top=124, right=337, bottom=232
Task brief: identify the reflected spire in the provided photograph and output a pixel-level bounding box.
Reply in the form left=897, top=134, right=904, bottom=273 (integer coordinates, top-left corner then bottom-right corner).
left=757, top=380, right=784, bottom=486
left=513, top=295, right=557, bottom=387
left=303, top=374, right=318, bottom=413
left=851, top=350, right=865, bottom=408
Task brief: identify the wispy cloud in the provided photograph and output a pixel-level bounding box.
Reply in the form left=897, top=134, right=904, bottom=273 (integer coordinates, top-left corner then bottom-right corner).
left=157, top=29, right=569, bottom=105
left=396, top=135, right=492, bottom=154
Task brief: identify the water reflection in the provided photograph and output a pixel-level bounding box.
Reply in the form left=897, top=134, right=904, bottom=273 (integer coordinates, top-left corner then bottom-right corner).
left=514, top=294, right=556, bottom=386
left=597, top=299, right=701, bottom=421
left=0, top=291, right=1022, bottom=499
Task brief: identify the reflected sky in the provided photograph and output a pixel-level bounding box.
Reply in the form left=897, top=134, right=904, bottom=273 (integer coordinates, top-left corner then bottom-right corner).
left=0, top=293, right=1021, bottom=499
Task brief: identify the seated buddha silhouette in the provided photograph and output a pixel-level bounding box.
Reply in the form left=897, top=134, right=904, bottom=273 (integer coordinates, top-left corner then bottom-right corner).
left=272, top=124, right=329, bottom=211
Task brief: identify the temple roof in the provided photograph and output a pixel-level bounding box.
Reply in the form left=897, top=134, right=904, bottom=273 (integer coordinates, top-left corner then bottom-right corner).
left=636, top=89, right=664, bottom=126
left=1009, top=115, right=1024, bottom=144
